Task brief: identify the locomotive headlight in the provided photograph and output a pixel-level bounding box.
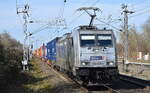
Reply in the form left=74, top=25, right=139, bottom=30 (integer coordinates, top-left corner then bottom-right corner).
left=82, top=62, right=86, bottom=66
left=109, top=62, right=114, bottom=65
left=81, top=61, right=90, bottom=66
left=107, top=61, right=114, bottom=66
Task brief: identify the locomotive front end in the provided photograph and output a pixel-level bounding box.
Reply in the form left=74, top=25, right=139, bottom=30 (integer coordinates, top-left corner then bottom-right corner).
left=74, top=26, right=118, bottom=84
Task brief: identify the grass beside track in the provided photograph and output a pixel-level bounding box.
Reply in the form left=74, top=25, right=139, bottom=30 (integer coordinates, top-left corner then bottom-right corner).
left=4, top=58, right=52, bottom=93
left=23, top=58, right=52, bottom=93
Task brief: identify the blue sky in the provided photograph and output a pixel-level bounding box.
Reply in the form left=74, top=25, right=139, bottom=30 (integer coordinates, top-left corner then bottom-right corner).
left=0, top=0, right=150, bottom=49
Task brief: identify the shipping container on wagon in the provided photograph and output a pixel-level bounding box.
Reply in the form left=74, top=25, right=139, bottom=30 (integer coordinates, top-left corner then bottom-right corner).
left=33, top=50, right=37, bottom=56
left=34, top=47, right=42, bottom=57
left=46, top=37, right=60, bottom=62
left=38, top=46, right=43, bottom=57
left=41, top=43, right=46, bottom=59
left=37, top=49, right=40, bottom=57
left=35, top=49, right=38, bottom=56
left=33, top=50, right=36, bottom=56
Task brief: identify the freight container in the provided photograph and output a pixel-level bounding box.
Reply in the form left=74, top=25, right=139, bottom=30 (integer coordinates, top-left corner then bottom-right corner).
left=46, top=37, right=60, bottom=64
left=42, top=43, right=46, bottom=59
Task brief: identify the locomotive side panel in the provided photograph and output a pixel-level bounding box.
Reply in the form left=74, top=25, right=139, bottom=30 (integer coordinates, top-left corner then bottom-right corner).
left=56, top=37, right=66, bottom=70
left=72, top=30, right=80, bottom=67
left=67, top=37, right=75, bottom=73
left=55, top=34, right=75, bottom=74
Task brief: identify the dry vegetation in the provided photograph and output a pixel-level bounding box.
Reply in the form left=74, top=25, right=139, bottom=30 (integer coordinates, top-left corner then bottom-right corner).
left=0, top=33, right=52, bottom=93
left=12, top=58, right=52, bottom=93
left=117, top=18, right=150, bottom=62
left=0, top=32, right=23, bottom=88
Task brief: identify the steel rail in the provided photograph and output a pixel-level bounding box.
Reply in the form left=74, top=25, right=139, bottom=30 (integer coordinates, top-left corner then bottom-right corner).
left=102, top=84, right=121, bottom=93
left=119, top=74, right=150, bottom=88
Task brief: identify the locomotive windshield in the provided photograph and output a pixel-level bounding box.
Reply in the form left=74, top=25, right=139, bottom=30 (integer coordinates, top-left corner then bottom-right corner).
left=80, top=35, right=95, bottom=46
left=97, top=34, right=112, bottom=47
left=80, top=34, right=112, bottom=47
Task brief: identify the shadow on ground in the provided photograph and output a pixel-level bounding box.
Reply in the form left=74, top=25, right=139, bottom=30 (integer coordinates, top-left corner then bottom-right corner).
left=1, top=71, right=54, bottom=93
left=0, top=61, right=54, bottom=93
left=51, top=81, right=81, bottom=93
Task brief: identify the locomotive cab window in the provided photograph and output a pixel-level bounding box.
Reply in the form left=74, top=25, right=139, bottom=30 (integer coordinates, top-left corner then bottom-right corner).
left=80, top=35, right=95, bottom=47
left=97, top=34, right=112, bottom=47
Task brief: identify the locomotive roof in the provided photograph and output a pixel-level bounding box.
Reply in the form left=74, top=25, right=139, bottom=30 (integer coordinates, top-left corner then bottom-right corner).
left=78, top=25, right=113, bottom=31
left=58, top=33, right=72, bottom=42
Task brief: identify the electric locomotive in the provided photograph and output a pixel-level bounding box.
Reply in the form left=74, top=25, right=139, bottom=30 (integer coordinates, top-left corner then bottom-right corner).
left=74, top=26, right=118, bottom=84
left=55, top=7, right=119, bottom=85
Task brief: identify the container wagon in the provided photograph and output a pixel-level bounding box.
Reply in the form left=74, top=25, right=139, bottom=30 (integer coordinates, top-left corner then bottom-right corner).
left=46, top=37, right=60, bottom=65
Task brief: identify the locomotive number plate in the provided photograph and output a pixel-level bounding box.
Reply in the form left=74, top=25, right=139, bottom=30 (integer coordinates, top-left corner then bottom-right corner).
left=92, top=62, right=104, bottom=65
left=90, top=56, right=102, bottom=60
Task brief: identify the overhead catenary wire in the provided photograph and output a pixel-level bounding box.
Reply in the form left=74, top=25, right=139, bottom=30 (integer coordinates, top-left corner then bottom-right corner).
left=30, top=24, right=49, bottom=35
left=95, top=18, right=122, bottom=31
left=130, top=9, right=150, bottom=18
left=129, top=0, right=148, bottom=11
left=134, top=5, right=150, bottom=13
left=52, top=0, right=102, bottom=39
left=49, top=28, right=63, bottom=40
left=48, top=23, right=74, bottom=41
left=64, top=0, right=92, bottom=25
left=67, top=0, right=101, bottom=27
left=52, top=0, right=68, bottom=38
left=91, top=0, right=101, bottom=6
left=30, top=19, right=67, bottom=36
left=80, top=0, right=91, bottom=6
left=58, top=0, right=67, bottom=19
left=28, top=1, right=67, bottom=42
left=68, top=12, right=85, bottom=25
left=52, top=0, right=85, bottom=38
left=127, top=2, right=150, bottom=18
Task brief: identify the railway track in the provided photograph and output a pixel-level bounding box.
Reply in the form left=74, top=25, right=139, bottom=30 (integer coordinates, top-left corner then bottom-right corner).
left=47, top=64, right=89, bottom=93
left=102, top=84, right=121, bottom=93
left=48, top=63, right=120, bottom=93
left=45, top=61, right=150, bottom=93
left=49, top=67, right=116, bottom=93
left=119, top=74, right=150, bottom=88
left=51, top=68, right=121, bottom=93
